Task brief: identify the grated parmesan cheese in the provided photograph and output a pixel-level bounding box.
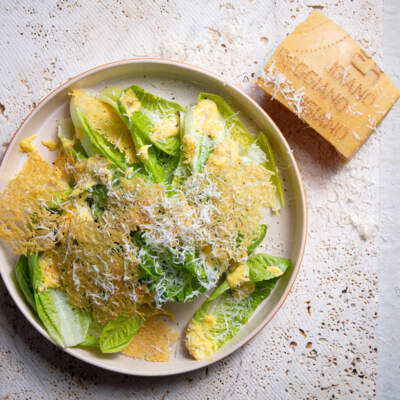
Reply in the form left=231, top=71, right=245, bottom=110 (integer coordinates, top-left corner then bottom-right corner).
left=258, top=62, right=306, bottom=117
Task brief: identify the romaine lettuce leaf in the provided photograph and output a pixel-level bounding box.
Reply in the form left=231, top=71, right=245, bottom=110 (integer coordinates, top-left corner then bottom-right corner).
left=119, top=85, right=184, bottom=156
left=197, top=94, right=285, bottom=210
left=79, top=319, right=104, bottom=347
left=70, top=101, right=131, bottom=172
left=86, top=184, right=108, bottom=220
left=29, top=254, right=91, bottom=347
left=99, top=315, right=143, bottom=353
left=247, top=254, right=291, bottom=282
left=158, top=150, right=181, bottom=184
left=171, top=112, right=191, bottom=187
left=58, top=118, right=87, bottom=162
left=198, top=93, right=254, bottom=150
left=248, top=224, right=267, bottom=255
left=256, top=133, right=285, bottom=209
left=133, top=232, right=217, bottom=306
left=186, top=278, right=278, bottom=360
left=182, top=104, right=217, bottom=173
left=185, top=253, right=291, bottom=359
left=15, top=255, right=36, bottom=310
left=99, top=87, right=167, bottom=183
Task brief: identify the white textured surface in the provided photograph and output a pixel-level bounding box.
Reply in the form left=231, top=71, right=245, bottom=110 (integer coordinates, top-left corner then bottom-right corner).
left=378, top=0, right=400, bottom=399
left=0, top=0, right=396, bottom=398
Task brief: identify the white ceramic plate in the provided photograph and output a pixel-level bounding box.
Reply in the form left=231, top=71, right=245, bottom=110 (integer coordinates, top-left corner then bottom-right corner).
left=0, top=59, right=307, bottom=376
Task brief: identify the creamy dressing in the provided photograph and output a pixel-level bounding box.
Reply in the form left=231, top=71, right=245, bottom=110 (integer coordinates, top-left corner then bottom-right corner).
left=186, top=314, right=217, bottom=360
left=120, top=89, right=142, bottom=115
left=153, top=115, right=179, bottom=140
left=193, top=99, right=224, bottom=139
left=227, top=263, right=250, bottom=287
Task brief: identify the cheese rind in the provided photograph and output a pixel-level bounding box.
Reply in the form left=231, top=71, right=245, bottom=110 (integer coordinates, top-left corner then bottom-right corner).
left=257, top=10, right=400, bottom=159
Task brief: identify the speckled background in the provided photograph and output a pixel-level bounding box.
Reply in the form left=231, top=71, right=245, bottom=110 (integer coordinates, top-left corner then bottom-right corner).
left=0, top=1, right=398, bottom=399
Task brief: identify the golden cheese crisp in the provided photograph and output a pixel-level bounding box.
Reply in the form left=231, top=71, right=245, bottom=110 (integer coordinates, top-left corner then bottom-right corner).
left=256, top=10, right=400, bottom=158
left=122, top=316, right=178, bottom=362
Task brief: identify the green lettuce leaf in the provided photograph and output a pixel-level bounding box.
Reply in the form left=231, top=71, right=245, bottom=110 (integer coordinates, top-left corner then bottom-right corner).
left=198, top=93, right=254, bottom=149
left=158, top=150, right=181, bottom=184
left=99, top=315, right=144, bottom=353
left=133, top=232, right=217, bottom=305
left=86, top=184, right=108, bottom=219
left=120, top=85, right=184, bottom=156
left=58, top=118, right=87, bottom=161
left=182, top=103, right=218, bottom=173
left=248, top=224, right=267, bottom=255
left=97, top=86, right=122, bottom=110
left=79, top=319, right=105, bottom=348
left=70, top=101, right=131, bottom=172
left=29, top=254, right=91, bottom=347
left=207, top=280, right=230, bottom=302
left=183, top=93, right=257, bottom=174
left=186, top=278, right=278, bottom=359
left=247, top=254, right=291, bottom=282
left=196, top=94, right=284, bottom=210
left=15, top=255, right=36, bottom=310
left=79, top=334, right=99, bottom=348
left=171, top=112, right=191, bottom=187
left=256, top=133, right=285, bottom=209
left=185, top=252, right=290, bottom=359
left=99, top=87, right=167, bottom=183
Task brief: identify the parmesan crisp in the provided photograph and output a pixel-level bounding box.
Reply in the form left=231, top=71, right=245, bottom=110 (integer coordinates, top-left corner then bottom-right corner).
left=0, top=150, right=67, bottom=254
left=123, top=316, right=178, bottom=362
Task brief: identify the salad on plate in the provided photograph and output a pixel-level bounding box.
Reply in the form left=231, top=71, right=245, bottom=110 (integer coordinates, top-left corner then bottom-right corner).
left=0, top=84, right=290, bottom=361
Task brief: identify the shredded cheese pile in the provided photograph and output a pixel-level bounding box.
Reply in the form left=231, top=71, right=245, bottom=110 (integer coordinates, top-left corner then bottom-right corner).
left=123, top=141, right=275, bottom=271
left=257, top=62, right=306, bottom=117
left=56, top=159, right=153, bottom=322
left=57, top=216, right=149, bottom=323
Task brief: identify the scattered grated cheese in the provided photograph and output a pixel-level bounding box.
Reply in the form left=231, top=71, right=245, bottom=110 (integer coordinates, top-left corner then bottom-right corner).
left=241, top=141, right=267, bottom=165
left=258, top=62, right=306, bottom=117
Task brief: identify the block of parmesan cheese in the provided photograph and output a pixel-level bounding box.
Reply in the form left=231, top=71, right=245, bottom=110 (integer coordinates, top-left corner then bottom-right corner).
left=256, top=11, right=400, bottom=158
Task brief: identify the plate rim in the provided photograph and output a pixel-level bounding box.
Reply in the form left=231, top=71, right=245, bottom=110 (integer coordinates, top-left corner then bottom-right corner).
left=0, top=57, right=307, bottom=377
